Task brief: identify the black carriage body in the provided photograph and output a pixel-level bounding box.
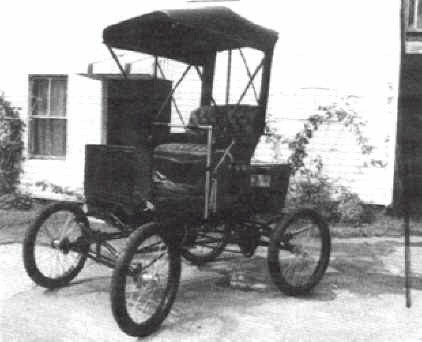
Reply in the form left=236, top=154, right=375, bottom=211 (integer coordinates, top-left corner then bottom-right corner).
left=84, top=142, right=290, bottom=218
left=250, top=164, right=291, bottom=213
left=24, top=9, right=332, bottom=339
left=83, top=7, right=287, bottom=221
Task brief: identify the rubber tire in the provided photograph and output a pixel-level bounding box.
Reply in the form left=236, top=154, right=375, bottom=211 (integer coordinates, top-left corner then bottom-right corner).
left=111, top=222, right=181, bottom=337
left=23, top=202, right=90, bottom=289
left=181, top=222, right=230, bottom=265
left=267, top=208, right=331, bottom=296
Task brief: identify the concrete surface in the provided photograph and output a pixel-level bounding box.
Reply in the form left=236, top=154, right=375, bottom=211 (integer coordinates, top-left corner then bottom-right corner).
left=1, top=237, right=422, bottom=341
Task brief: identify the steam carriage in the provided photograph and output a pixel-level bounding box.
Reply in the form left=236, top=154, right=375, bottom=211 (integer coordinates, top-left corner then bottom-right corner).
left=22, top=7, right=331, bottom=337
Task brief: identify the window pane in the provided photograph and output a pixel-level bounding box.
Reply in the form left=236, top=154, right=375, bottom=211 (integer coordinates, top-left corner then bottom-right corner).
left=31, top=78, right=48, bottom=116
left=50, top=78, right=67, bottom=117
left=30, top=118, right=66, bottom=156
left=409, top=0, right=415, bottom=27
left=417, top=0, right=422, bottom=28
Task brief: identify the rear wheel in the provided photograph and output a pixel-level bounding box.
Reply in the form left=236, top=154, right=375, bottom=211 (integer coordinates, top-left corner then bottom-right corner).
left=267, top=209, right=330, bottom=295
left=23, top=202, right=90, bottom=289
left=181, top=220, right=230, bottom=264
left=111, top=223, right=181, bottom=337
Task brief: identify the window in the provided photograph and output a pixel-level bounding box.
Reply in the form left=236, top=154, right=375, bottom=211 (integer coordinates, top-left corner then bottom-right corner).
left=29, top=75, right=67, bottom=158
left=407, top=0, right=422, bottom=31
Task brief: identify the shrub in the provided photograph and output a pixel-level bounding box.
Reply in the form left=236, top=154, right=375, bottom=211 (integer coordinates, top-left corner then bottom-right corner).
left=266, top=95, right=385, bottom=226
left=0, top=94, right=31, bottom=210
left=0, top=95, right=24, bottom=192
left=287, top=165, right=375, bottom=225
left=286, top=158, right=339, bottom=222
left=336, top=192, right=375, bottom=226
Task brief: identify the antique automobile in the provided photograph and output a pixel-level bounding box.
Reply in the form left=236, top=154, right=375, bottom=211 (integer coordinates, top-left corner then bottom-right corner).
left=22, top=7, right=331, bottom=337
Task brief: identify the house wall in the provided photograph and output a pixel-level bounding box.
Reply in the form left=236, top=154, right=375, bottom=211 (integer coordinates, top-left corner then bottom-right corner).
left=253, top=88, right=397, bottom=205
left=16, top=63, right=398, bottom=205
left=20, top=74, right=103, bottom=199
left=0, top=1, right=401, bottom=205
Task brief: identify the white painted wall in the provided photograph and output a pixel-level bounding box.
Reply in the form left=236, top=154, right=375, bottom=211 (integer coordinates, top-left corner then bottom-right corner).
left=0, top=0, right=401, bottom=204
left=21, top=75, right=103, bottom=198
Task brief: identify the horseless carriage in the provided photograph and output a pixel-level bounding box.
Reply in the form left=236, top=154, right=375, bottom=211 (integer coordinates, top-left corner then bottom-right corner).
left=22, top=7, right=331, bottom=337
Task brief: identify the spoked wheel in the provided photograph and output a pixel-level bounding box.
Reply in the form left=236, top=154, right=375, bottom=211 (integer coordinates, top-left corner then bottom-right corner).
left=23, top=202, right=90, bottom=289
left=111, top=222, right=181, bottom=337
left=181, top=220, right=230, bottom=265
left=267, top=209, right=331, bottom=296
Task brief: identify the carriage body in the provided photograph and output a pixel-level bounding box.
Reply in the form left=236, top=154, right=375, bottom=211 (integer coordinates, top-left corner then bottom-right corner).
left=83, top=7, right=286, bottom=223
left=23, top=7, right=331, bottom=338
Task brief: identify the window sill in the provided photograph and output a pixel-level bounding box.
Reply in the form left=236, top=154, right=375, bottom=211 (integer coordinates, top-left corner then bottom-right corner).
left=407, top=30, right=422, bottom=35
left=28, top=155, right=66, bottom=160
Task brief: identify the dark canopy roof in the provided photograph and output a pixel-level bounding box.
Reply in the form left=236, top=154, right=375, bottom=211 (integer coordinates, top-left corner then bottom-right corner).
left=103, top=7, right=278, bottom=65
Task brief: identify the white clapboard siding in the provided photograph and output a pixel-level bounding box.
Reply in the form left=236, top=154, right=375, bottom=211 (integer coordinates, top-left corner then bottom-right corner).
left=20, top=74, right=103, bottom=199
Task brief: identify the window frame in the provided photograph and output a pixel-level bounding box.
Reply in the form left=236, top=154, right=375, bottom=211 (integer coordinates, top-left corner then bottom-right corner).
left=28, top=74, right=68, bottom=159
left=407, top=0, right=422, bottom=32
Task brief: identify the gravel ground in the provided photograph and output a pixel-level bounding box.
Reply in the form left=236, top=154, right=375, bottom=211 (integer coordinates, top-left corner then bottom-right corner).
left=1, top=236, right=422, bottom=341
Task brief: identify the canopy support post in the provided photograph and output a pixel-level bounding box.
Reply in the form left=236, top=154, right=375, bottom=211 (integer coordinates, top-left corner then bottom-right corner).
left=226, top=50, right=232, bottom=104
left=258, top=48, right=274, bottom=133
left=201, top=53, right=216, bottom=106
left=153, top=56, right=158, bottom=79
left=195, top=66, right=221, bottom=109
left=106, top=45, right=128, bottom=79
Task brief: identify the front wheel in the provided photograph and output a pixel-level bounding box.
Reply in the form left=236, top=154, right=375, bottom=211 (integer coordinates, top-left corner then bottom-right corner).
left=111, top=222, right=181, bottom=337
left=23, top=202, right=90, bottom=289
left=267, top=209, right=331, bottom=296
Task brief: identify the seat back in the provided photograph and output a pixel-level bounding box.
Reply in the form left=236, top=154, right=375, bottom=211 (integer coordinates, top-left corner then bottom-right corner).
left=188, top=105, right=262, bottom=162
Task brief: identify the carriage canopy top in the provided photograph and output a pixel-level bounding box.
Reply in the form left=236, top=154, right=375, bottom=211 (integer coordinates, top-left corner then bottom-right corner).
left=103, top=7, right=278, bottom=65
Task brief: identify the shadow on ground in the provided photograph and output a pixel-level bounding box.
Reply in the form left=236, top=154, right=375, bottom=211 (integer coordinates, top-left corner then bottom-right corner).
left=2, top=237, right=417, bottom=341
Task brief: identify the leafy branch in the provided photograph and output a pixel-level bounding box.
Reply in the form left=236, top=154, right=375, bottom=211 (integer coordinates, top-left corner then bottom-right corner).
left=265, top=95, right=388, bottom=173
left=0, top=95, right=24, bottom=193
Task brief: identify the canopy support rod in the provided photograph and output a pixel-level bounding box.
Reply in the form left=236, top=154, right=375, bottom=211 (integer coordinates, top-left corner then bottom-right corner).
left=239, top=49, right=259, bottom=103
left=216, top=57, right=265, bottom=123
left=226, top=50, right=232, bottom=104
left=235, top=57, right=264, bottom=106
left=153, top=56, right=158, bottom=79
left=106, top=45, right=128, bottom=79
left=156, top=61, right=186, bottom=125
left=156, top=64, right=191, bottom=120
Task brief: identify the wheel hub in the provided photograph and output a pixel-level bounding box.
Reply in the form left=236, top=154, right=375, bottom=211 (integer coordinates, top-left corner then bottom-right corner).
left=132, top=264, right=144, bottom=288
left=56, top=238, right=71, bottom=254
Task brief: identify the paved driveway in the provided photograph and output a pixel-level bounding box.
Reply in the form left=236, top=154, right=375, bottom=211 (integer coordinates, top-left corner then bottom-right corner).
left=1, top=237, right=422, bottom=341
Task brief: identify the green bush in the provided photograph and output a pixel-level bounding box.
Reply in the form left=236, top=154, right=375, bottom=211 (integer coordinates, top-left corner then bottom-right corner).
left=0, top=94, right=31, bottom=209
left=0, top=95, right=24, bottom=191
left=285, top=158, right=375, bottom=226
left=286, top=158, right=337, bottom=222
left=336, top=192, right=375, bottom=226
left=266, top=96, right=385, bottom=226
